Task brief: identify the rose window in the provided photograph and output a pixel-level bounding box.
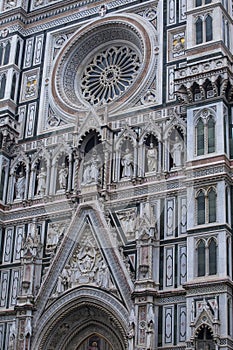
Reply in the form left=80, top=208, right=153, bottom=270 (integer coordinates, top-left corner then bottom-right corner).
left=51, top=14, right=157, bottom=116
left=81, top=46, right=141, bottom=105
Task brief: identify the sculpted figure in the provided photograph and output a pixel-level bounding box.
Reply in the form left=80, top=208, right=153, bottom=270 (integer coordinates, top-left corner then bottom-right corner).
left=82, top=151, right=100, bottom=185
left=127, top=323, right=135, bottom=350
left=36, top=167, right=46, bottom=195
left=96, top=259, right=109, bottom=289
left=171, top=136, right=183, bottom=167
left=58, top=163, right=68, bottom=189
left=147, top=143, right=157, bottom=172
left=15, top=172, right=26, bottom=199
left=121, top=148, right=133, bottom=178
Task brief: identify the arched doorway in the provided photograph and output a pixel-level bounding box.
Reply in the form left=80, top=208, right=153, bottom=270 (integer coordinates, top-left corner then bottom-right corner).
left=77, top=333, right=113, bottom=350
left=195, top=325, right=215, bottom=350
left=32, top=288, right=128, bottom=350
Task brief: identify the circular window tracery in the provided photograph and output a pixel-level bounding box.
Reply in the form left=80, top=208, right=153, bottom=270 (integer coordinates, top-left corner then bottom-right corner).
left=81, top=46, right=140, bottom=105
left=51, top=14, right=157, bottom=116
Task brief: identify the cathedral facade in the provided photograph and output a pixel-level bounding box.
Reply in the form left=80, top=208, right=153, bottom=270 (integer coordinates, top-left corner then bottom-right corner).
left=0, top=0, right=233, bottom=349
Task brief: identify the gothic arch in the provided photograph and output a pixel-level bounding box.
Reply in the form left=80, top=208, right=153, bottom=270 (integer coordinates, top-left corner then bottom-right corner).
left=10, top=150, right=30, bottom=174
left=31, top=147, right=50, bottom=170
left=32, top=287, right=128, bottom=350
left=52, top=143, right=73, bottom=166
left=163, top=117, right=186, bottom=141
left=78, top=129, right=102, bottom=153
left=193, top=107, right=217, bottom=125
left=115, top=127, right=138, bottom=151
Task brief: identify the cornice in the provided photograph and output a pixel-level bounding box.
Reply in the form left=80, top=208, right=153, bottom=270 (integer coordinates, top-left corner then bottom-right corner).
left=0, top=0, right=156, bottom=36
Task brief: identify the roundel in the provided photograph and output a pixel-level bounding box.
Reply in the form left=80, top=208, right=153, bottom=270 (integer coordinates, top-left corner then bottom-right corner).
left=51, top=14, right=157, bottom=115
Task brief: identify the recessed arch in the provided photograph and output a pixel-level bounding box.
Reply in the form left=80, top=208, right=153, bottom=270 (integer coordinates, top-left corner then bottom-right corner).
left=32, top=287, right=128, bottom=350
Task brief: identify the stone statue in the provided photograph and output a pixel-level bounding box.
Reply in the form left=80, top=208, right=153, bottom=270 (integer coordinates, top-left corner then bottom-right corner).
left=25, top=317, right=32, bottom=338
left=127, top=323, right=135, bottom=350
left=15, top=172, right=26, bottom=199
left=171, top=136, right=183, bottom=167
left=121, top=148, right=133, bottom=178
left=96, top=259, right=110, bottom=289
left=47, top=223, right=59, bottom=246
left=57, top=267, right=70, bottom=294
left=146, top=321, right=154, bottom=350
left=36, top=167, right=46, bottom=195
left=82, top=151, right=101, bottom=185
left=90, top=341, right=99, bottom=350
left=58, top=163, right=68, bottom=189
left=147, top=143, right=157, bottom=172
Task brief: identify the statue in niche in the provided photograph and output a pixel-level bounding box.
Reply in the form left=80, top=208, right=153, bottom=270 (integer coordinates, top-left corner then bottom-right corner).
left=57, top=266, right=70, bottom=294
left=90, top=341, right=99, bottom=350
left=82, top=150, right=101, bottom=185
left=96, top=259, right=110, bottom=289
left=47, top=223, right=59, bottom=246
left=147, top=143, right=157, bottom=172
left=36, top=167, right=46, bottom=195
left=58, top=163, right=68, bottom=190
left=171, top=136, right=183, bottom=167
left=15, top=171, right=26, bottom=200
left=121, top=148, right=133, bottom=178
left=146, top=321, right=154, bottom=350
left=118, top=209, right=136, bottom=237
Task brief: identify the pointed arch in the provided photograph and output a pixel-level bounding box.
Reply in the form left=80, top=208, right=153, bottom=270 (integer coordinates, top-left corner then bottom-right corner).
left=205, top=14, right=213, bottom=42
left=197, top=239, right=206, bottom=276
left=3, top=41, right=11, bottom=65
left=15, top=40, right=21, bottom=66
left=208, top=187, right=216, bottom=223
left=207, top=116, right=215, bottom=153
left=0, top=74, right=6, bottom=99
left=197, top=189, right=205, bottom=225
left=196, top=17, right=203, bottom=44
left=208, top=238, right=217, bottom=275
left=10, top=73, right=17, bottom=101
left=195, top=324, right=215, bottom=349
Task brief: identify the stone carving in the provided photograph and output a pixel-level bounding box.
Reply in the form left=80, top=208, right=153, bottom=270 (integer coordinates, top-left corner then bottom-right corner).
left=36, top=167, right=46, bottom=195
left=171, top=136, right=183, bottom=167
left=8, top=320, right=16, bottom=350
left=143, top=7, right=157, bottom=21
left=34, top=0, right=44, bottom=6
left=146, top=304, right=154, bottom=350
left=81, top=46, right=140, bottom=105
left=5, top=0, right=16, bottom=8
left=121, top=148, right=134, bottom=178
left=116, top=208, right=137, bottom=240
left=58, top=163, right=68, bottom=190
left=141, top=89, right=157, bottom=105
left=147, top=143, right=157, bottom=172
left=15, top=172, right=26, bottom=200
left=47, top=109, right=60, bottom=127
left=25, top=317, right=32, bottom=337
left=46, top=222, right=66, bottom=253
left=20, top=70, right=40, bottom=102
left=82, top=151, right=101, bottom=185
left=128, top=308, right=136, bottom=350
left=127, top=324, right=135, bottom=350
left=99, top=4, right=107, bottom=17
left=55, top=234, right=112, bottom=294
